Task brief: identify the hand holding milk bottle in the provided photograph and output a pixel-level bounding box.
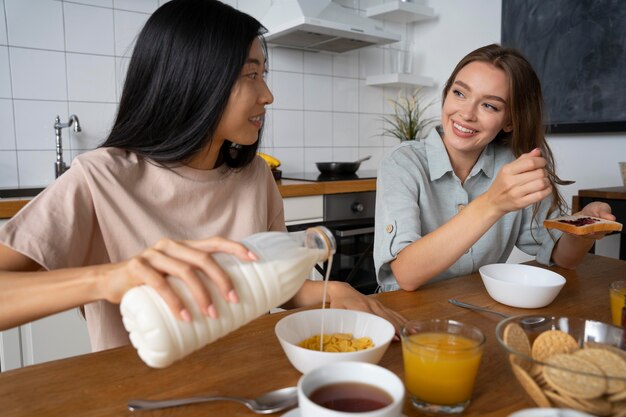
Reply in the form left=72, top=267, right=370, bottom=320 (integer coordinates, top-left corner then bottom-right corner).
left=120, top=226, right=336, bottom=368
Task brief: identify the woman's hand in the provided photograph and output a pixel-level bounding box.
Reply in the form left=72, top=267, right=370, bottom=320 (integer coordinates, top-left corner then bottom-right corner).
left=100, top=237, right=257, bottom=322
left=327, top=281, right=407, bottom=337
left=570, top=201, right=616, bottom=240
left=485, top=148, right=552, bottom=216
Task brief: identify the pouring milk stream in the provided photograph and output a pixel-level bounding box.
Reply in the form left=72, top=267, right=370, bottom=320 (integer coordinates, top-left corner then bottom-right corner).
left=120, top=226, right=336, bottom=368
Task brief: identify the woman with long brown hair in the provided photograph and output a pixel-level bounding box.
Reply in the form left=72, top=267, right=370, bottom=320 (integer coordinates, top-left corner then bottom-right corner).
left=374, top=44, right=615, bottom=292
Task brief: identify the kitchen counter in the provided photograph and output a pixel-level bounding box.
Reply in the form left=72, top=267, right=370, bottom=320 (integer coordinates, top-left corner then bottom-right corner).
left=0, top=179, right=376, bottom=219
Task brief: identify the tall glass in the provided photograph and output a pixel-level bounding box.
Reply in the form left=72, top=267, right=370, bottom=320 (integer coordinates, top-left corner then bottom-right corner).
left=401, top=319, right=485, bottom=414
left=609, top=281, right=626, bottom=326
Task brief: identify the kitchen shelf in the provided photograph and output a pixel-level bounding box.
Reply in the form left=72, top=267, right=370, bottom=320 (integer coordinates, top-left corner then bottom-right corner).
left=366, top=1, right=435, bottom=24
left=365, top=72, right=434, bottom=88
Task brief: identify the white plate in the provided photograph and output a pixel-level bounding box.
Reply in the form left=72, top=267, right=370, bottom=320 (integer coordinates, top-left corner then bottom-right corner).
left=282, top=408, right=407, bottom=417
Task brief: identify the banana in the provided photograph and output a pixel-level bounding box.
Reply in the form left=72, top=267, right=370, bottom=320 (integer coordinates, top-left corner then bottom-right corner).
left=257, top=152, right=281, bottom=170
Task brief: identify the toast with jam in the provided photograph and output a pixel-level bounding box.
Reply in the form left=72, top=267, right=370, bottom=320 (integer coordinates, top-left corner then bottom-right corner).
left=544, top=215, right=622, bottom=235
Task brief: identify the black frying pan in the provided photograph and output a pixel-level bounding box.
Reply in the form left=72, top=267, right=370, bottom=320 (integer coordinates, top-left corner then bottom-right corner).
left=315, top=156, right=371, bottom=176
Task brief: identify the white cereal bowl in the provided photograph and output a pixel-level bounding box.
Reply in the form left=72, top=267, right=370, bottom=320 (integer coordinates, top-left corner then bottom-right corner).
left=274, top=308, right=395, bottom=374
left=478, top=263, right=566, bottom=308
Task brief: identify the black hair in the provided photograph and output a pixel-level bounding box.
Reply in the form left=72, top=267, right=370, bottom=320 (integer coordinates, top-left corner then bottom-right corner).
left=101, top=0, right=266, bottom=168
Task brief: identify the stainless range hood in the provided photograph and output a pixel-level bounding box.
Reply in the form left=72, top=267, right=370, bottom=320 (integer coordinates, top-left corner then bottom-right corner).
left=262, top=0, right=400, bottom=53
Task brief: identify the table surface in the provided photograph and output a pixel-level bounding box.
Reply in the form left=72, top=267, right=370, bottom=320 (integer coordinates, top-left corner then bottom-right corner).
left=1, top=254, right=623, bottom=417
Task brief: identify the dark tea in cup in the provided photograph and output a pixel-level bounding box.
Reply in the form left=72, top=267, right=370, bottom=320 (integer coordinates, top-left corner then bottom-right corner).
left=309, top=382, right=393, bottom=412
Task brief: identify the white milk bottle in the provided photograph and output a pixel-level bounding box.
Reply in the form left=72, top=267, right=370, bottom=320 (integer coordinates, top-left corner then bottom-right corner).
left=120, top=226, right=336, bottom=368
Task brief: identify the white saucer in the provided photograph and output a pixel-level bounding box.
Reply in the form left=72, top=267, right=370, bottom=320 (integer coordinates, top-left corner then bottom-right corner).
left=282, top=408, right=407, bottom=417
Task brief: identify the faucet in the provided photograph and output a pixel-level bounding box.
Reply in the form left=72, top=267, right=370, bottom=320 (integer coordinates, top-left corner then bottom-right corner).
left=54, top=114, right=81, bottom=178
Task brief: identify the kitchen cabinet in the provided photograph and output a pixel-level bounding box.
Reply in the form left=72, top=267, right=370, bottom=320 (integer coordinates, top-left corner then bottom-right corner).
left=0, top=218, right=91, bottom=372
left=283, top=195, right=323, bottom=226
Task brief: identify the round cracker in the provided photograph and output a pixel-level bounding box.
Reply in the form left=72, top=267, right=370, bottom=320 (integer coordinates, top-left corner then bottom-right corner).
left=504, top=322, right=532, bottom=371
left=576, top=396, right=613, bottom=416
left=609, top=389, right=626, bottom=402
left=543, top=353, right=607, bottom=399
left=531, top=329, right=579, bottom=362
left=511, top=362, right=551, bottom=407
left=584, top=341, right=626, bottom=362
left=542, top=389, right=582, bottom=410
left=574, top=348, right=626, bottom=394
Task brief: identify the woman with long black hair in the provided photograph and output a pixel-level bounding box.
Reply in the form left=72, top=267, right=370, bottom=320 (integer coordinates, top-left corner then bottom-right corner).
left=0, top=0, right=404, bottom=352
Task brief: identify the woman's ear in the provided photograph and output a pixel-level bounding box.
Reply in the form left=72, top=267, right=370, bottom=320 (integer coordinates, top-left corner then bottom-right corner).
left=503, top=120, right=513, bottom=133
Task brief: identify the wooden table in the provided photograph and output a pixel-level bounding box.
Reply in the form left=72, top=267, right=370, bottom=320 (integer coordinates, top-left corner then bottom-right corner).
left=0, top=254, right=623, bottom=417
left=572, top=186, right=626, bottom=260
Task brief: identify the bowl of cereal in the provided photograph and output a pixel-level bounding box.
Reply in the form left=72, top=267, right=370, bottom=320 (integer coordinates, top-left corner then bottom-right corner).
left=274, top=308, right=395, bottom=374
left=496, top=315, right=626, bottom=415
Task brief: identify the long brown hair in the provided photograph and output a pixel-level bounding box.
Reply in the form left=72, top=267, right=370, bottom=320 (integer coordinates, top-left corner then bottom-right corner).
left=442, top=44, right=568, bottom=222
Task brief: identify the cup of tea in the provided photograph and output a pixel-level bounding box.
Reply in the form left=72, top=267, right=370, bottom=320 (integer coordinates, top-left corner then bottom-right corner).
left=297, top=362, right=404, bottom=417
left=401, top=319, right=485, bottom=414
left=609, top=281, right=626, bottom=326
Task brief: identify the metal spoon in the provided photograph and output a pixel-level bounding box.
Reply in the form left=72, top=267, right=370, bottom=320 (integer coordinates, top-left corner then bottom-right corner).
left=448, top=299, right=546, bottom=326
left=128, top=386, right=298, bottom=413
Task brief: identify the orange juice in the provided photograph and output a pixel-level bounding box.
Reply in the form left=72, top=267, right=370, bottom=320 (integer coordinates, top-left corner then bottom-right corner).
left=402, top=332, right=483, bottom=405
left=609, top=283, right=626, bottom=326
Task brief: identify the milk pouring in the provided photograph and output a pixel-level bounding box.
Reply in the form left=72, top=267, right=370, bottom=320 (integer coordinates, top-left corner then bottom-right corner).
left=120, top=227, right=336, bottom=368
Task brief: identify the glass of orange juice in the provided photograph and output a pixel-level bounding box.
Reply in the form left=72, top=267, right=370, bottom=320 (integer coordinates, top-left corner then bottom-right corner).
left=401, top=319, right=485, bottom=414
left=609, top=281, right=626, bottom=326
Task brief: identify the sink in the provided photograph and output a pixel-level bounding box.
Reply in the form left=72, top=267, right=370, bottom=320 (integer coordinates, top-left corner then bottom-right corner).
left=0, top=188, right=45, bottom=198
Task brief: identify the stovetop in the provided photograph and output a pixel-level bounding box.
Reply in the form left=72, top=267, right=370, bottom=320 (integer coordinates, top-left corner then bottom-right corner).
left=282, top=170, right=378, bottom=182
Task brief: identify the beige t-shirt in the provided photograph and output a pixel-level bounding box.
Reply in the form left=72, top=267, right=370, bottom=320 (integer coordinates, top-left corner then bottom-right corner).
left=0, top=147, right=285, bottom=351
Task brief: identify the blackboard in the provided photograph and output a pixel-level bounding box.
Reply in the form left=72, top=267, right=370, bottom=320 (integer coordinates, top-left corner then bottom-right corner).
left=501, top=0, right=626, bottom=133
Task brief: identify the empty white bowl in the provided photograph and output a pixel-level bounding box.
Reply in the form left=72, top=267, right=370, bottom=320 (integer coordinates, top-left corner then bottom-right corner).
left=478, top=264, right=566, bottom=308
left=274, top=308, right=395, bottom=374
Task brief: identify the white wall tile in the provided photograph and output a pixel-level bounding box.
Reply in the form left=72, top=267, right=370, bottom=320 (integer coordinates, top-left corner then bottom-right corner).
left=332, top=147, right=358, bottom=162
left=272, top=147, right=303, bottom=173
left=5, top=0, right=64, bottom=50
left=10, top=48, right=67, bottom=100
left=358, top=147, right=384, bottom=171
left=332, top=50, right=359, bottom=78
left=332, top=113, right=358, bottom=147
left=271, top=48, right=303, bottom=73
left=17, top=150, right=58, bottom=187
left=304, top=111, right=332, bottom=147
left=66, top=53, right=116, bottom=102
left=114, top=10, right=149, bottom=57
left=0, top=0, right=7, bottom=45
left=333, top=77, right=359, bottom=112
left=303, top=52, right=332, bottom=75
left=115, top=56, right=130, bottom=101
left=359, top=46, right=384, bottom=78
left=304, top=147, right=332, bottom=172
left=70, top=0, right=113, bottom=6
left=260, top=109, right=273, bottom=148
left=0, top=46, right=11, bottom=98
left=359, top=113, right=383, bottom=147
left=113, top=0, right=159, bottom=13
left=272, top=72, right=302, bottom=110
left=0, top=99, right=15, bottom=150
left=303, top=74, right=331, bottom=111
left=236, top=0, right=271, bottom=21
left=0, top=150, right=17, bottom=186
left=64, top=3, right=114, bottom=55
left=358, top=80, right=383, bottom=114
left=272, top=110, right=303, bottom=148
left=68, top=102, right=117, bottom=150
left=14, top=100, right=68, bottom=150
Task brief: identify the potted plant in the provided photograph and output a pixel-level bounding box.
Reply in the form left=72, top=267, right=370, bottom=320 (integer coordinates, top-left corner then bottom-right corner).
left=382, top=87, right=439, bottom=141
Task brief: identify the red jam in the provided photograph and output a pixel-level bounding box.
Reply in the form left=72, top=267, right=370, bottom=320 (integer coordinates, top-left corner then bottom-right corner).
left=558, top=217, right=599, bottom=227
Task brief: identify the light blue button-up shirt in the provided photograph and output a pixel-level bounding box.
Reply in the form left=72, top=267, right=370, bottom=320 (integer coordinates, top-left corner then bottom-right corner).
left=374, top=128, right=562, bottom=292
